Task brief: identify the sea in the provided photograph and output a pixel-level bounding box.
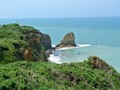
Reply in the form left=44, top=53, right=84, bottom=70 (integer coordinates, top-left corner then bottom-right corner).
left=0, top=17, right=120, bottom=72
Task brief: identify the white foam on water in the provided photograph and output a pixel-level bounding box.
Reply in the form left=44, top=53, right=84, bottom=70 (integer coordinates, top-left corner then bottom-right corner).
left=48, top=44, right=92, bottom=64
left=52, top=45, right=56, bottom=48
left=56, top=47, right=76, bottom=50
left=48, top=52, right=63, bottom=64
left=77, top=44, right=92, bottom=47
left=56, top=44, right=92, bottom=50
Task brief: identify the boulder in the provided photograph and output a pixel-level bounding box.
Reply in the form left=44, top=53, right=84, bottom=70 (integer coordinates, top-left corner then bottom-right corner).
left=56, top=32, right=76, bottom=48
left=45, top=49, right=54, bottom=57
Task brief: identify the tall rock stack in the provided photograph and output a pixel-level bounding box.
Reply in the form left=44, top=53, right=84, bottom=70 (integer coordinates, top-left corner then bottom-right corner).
left=56, top=32, right=76, bottom=48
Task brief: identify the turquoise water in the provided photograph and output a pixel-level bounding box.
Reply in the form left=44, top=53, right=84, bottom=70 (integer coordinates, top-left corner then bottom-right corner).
left=0, top=17, right=120, bottom=46
left=0, top=17, right=120, bottom=72
left=56, top=46, right=120, bottom=72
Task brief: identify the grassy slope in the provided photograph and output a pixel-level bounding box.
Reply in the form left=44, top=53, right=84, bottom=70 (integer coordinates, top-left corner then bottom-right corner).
left=0, top=56, right=120, bottom=90
left=0, top=24, right=47, bottom=63
left=0, top=24, right=34, bottom=63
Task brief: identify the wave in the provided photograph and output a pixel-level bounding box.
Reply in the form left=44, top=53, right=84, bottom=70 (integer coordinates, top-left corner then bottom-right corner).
left=56, top=47, right=77, bottom=50
left=56, top=44, right=92, bottom=50
left=49, top=44, right=92, bottom=64
left=52, top=45, right=56, bottom=48
left=77, top=44, right=92, bottom=47
left=48, top=53, right=63, bottom=64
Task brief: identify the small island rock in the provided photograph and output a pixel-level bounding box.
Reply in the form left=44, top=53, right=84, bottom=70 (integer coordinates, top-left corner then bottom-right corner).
left=56, top=32, right=76, bottom=48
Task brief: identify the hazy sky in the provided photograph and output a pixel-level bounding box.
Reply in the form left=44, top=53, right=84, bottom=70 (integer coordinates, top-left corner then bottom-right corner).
left=0, top=0, right=120, bottom=18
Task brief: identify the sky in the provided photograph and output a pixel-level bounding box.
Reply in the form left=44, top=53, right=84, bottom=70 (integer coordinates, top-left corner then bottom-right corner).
left=0, top=0, right=120, bottom=18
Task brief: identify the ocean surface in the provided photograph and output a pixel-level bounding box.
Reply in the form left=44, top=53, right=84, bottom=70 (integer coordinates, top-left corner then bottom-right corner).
left=0, top=17, right=120, bottom=72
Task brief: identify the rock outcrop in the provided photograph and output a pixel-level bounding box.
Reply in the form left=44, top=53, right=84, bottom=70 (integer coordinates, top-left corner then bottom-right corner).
left=88, top=56, right=111, bottom=71
left=0, top=24, right=52, bottom=63
left=41, top=34, right=52, bottom=50
left=56, top=32, right=76, bottom=48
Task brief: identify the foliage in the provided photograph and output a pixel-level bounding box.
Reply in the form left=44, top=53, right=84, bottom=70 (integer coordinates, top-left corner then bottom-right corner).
left=0, top=57, right=120, bottom=90
left=0, top=24, right=46, bottom=64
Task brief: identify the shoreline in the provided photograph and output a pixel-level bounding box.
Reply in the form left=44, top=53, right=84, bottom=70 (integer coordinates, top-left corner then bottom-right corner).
left=47, top=44, right=92, bottom=64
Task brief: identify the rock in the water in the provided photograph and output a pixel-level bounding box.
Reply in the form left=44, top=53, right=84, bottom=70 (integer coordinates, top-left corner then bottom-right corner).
left=56, top=32, right=76, bottom=48
left=45, top=49, right=54, bottom=57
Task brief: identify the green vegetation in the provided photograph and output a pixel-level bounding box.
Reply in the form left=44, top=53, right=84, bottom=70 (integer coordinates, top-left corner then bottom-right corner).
left=0, top=24, right=49, bottom=64
left=0, top=56, right=120, bottom=90
left=0, top=24, right=120, bottom=90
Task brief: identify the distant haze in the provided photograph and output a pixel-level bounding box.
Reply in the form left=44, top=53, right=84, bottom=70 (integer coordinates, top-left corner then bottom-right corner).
left=0, top=0, right=120, bottom=18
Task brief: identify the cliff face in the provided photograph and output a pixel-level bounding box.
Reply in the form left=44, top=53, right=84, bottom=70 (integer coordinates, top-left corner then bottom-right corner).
left=41, top=33, right=52, bottom=50
left=0, top=24, right=51, bottom=63
left=56, top=32, right=76, bottom=48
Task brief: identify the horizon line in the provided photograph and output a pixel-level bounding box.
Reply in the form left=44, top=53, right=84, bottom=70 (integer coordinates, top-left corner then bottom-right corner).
left=0, top=16, right=120, bottom=19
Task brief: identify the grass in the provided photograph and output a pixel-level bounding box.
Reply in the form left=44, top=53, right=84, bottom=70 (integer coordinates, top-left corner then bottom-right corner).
left=0, top=23, right=46, bottom=63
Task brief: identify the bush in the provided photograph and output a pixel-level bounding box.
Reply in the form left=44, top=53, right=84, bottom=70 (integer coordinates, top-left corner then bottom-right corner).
left=0, top=57, right=120, bottom=90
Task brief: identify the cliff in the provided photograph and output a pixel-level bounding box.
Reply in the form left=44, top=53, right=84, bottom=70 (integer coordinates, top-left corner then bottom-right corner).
left=0, top=24, right=51, bottom=63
